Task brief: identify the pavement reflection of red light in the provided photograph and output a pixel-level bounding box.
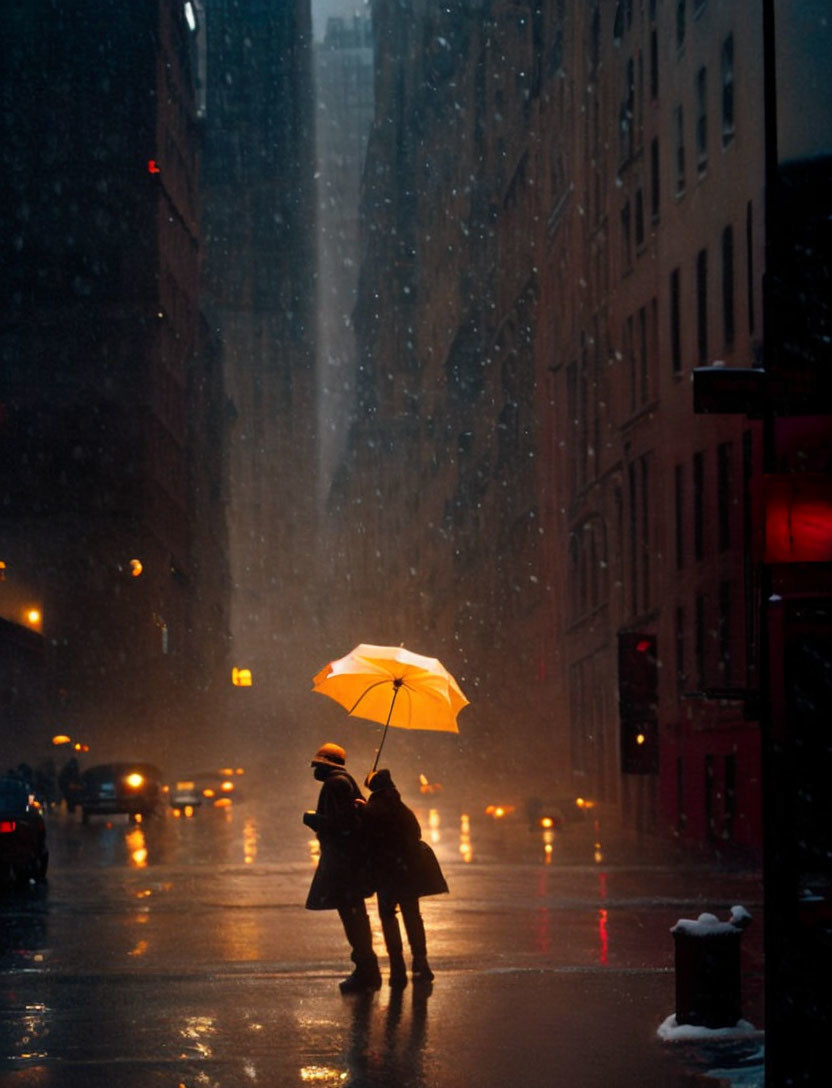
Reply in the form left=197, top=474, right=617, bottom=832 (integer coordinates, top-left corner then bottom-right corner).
left=599, top=908, right=609, bottom=965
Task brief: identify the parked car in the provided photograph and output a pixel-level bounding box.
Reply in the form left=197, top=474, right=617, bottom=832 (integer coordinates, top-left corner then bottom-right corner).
left=0, top=776, right=49, bottom=884
left=80, top=762, right=163, bottom=823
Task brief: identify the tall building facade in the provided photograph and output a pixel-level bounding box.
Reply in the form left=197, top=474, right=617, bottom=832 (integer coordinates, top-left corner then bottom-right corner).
left=337, top=2, right=550, bottom=797
left=0, top=1, right=229, bottom=766
left=338, top=0, right=767, bottom=838
left=200, top=0, right=319, bottom=757
left=539, top=1, right=765, bottom=848
left=315, top=13, right=374, bottom=502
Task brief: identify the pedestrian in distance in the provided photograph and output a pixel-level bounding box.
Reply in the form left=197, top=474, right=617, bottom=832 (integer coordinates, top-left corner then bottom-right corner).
left=363, top=767, right=449, bottom=987
left=302, top=743, right=381, bottom=993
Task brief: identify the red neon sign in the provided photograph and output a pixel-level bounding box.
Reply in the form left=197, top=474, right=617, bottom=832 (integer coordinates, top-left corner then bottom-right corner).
left=764, top=474, right=832, bottom=563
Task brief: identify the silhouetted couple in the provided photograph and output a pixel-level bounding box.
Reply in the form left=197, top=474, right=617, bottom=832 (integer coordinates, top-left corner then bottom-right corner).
left=302, top=742, right=448, bottom=992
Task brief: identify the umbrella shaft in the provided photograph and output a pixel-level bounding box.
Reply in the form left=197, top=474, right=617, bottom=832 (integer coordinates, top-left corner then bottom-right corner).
left=372, top=685, right=401, bottom=772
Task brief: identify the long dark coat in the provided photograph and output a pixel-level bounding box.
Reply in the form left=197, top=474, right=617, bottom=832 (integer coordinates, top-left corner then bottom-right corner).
left=305, top=768, right=371, bottom=911
left=362, top=783, right=449, bottom=902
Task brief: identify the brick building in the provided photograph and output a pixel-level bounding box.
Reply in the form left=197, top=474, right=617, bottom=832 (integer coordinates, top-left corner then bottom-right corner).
left=337, top=0, right=768, bottom=844
left=538, top=0, right=765, bottom=849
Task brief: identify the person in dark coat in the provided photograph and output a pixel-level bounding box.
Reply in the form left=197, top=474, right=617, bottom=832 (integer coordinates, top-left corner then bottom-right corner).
left=363, top=768, right=448, bottom=987
left=302, top=743, right=381, bottom=992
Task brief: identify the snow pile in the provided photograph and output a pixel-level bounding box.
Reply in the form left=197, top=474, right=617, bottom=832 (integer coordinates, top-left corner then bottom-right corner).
left=670, top=905, right=752, bottom=937
left=657, top=1014, right=761, bottom=1041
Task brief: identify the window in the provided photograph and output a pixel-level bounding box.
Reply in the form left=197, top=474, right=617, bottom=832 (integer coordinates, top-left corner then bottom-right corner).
left=638, top=304, right=648, bottom=403
left=675, top=463, right=685, bottom=568
left=625, top=313, right=635, bottom=412
left=677, top=1, right=687, bottom=51
left=635, top=187, right=645, bottom=249
left=695, top=66, right=708, bottom=173
left=640, top=455, right=651, bottom=613
left=717, top=440, right=734, bottom=551
left=621, top=201, right=632, bottom=272
left=676, top=605, right=686, bottom=684
left=628, top=453, right=653, bottom=615
left=693, top=450, right=704, bottom=560
left=696, top=247, right=708, bottom=364
left=676, top=755, right=686, bottom=831
left=696, top=593, right=706, bottom=687
left=567, top=361, right=578, bottom=495
left=670, top=266, right=682, bottom=373
left=674, top=105, right=685, bottom=195
left=623, top=56, right=635, bottom=161
left=569, top=661, right=588, bottom=772
left=568, top=532, right=580, bottom=620
left=650, top=137, right=660, bottom=219
left=722, top=224, right=735, bottom=348
left=614, top=3, right=625, bottom=44
left=705, top=752, right=715, bottom=838
left=724, top=753, right=736, bottom=841
left=722, top=34, right=735, bottom=144
left=719, top=579, right=733, bottom=682
left=650, top=29, right=659, bottom=99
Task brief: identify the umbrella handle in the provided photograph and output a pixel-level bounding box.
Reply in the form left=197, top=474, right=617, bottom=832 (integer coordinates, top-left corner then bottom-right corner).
left=371, top=681, right=401, bottom=773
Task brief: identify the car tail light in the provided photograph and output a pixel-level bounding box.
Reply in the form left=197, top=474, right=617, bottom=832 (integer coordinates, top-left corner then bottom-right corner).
left=0, top=820, right=17, bottom=833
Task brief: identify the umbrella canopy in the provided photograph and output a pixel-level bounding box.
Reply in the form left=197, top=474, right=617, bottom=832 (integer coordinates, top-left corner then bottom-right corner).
left=312, top=644, right=469, bottom=769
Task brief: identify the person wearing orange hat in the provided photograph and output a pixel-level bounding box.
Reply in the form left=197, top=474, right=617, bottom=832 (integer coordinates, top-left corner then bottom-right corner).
left=302, top=743, right=380, bottom=992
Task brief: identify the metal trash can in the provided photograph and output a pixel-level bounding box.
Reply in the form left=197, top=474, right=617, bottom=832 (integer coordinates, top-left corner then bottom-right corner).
left=671, top=905, right=752, bottom=1028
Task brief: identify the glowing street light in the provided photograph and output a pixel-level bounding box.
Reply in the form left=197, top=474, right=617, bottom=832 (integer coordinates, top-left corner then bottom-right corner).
left=24, top=607, right=42, bottom=630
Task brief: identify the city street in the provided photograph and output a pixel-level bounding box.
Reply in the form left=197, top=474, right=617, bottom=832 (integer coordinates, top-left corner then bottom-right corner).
left=0, top=786, right=764, bottom=1087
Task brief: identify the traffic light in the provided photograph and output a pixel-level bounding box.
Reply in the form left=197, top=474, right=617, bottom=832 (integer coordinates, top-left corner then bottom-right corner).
left=618, top=632, right=659, bottom=774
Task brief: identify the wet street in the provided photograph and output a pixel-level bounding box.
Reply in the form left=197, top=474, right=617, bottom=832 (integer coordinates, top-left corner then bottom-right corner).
left=0, top=785, right=765, bottom=1087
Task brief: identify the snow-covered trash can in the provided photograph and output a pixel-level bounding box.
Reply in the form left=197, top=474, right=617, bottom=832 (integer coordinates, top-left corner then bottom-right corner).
left=671, top=906, right=752, bottom=1029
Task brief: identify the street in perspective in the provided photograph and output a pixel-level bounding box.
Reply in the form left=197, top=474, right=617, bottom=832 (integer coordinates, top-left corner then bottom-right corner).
left=0, top=776, right=764, bottom=1087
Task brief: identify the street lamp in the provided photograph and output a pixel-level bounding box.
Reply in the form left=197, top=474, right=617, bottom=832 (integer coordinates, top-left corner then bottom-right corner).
left=23, top=607, right=42, bottom=630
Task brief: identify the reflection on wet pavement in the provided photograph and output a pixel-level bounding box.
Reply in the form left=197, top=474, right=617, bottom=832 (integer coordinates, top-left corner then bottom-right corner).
left=0, top=790, right=764, bottom=1086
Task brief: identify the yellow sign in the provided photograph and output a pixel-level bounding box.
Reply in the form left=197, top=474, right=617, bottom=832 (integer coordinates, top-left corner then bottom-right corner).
left=232, top=667, right=252, bottom=687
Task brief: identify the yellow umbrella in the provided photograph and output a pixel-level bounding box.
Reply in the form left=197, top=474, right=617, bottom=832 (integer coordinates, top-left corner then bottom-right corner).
left=312, top=643, right=469, bottom=770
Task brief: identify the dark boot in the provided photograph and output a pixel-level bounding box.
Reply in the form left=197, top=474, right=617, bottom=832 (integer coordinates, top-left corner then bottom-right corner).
left=381, top=914, right=408, bottom=988
left=338, top=904, right=381, bottom=992
left=401, top=902, right=434, bottom=981
left=411, top=955, right=434, bottom=982
left=339, top=955, right=382, bottom=993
